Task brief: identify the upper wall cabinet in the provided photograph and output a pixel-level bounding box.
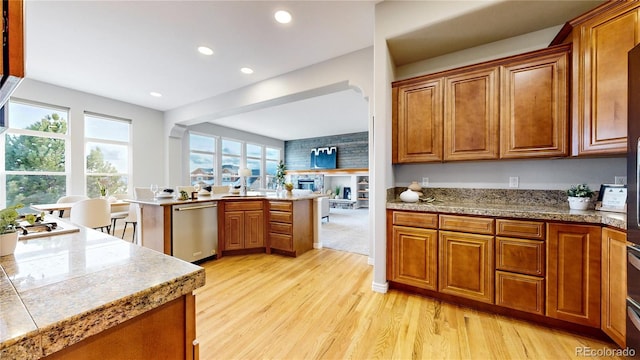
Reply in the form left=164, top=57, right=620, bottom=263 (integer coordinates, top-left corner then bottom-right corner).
left=553, top=1, right=640, bottom=156
left=500, top=45, right=569, bottom=159
left=444, top=67, right=499, bottom=161
left=392, top=78, right=443, bottom=163
left=392, top=44, right=570, bottom=164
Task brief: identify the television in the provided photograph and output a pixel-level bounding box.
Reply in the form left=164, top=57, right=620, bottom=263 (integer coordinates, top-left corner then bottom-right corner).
left=310, top=146, right=337, bottom=169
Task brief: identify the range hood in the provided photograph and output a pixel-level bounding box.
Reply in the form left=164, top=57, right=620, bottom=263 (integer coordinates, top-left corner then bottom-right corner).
left=0, top=0, right=25, bottom=134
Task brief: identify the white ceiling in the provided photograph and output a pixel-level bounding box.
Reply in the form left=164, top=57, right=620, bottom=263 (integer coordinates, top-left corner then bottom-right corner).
left=23, top=0, right=603, bottom=141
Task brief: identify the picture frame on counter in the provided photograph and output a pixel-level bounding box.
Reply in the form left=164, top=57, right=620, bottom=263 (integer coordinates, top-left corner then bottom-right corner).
left=595, top=184, right=627, bottom=213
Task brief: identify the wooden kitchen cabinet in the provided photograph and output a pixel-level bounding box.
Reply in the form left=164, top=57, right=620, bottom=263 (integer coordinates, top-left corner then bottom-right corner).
left=601, top=227, right=627, bottom=347
left=222, top=201, right=264, bottom=253
left=388, top=211, right=438, bottom=290
left=500, top=45, right=569, bottom=159
left=547, top=223, right=601, bottom=327
left=267, top=199, right=313, bottom=257
left=0, top=0, right=24, bottom=78
left=494, top=219, right=546, bottom=315
left=555, top=1, right=640, bottom=155
left=439, top=230, right=494, bottom=304
left=392, top=77, right=443, bottom=163
left=443, top=67, right=499, bottom=161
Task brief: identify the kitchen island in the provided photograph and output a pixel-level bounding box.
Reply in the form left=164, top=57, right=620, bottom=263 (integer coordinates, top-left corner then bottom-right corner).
left=0, top=224, right=205, bottom=359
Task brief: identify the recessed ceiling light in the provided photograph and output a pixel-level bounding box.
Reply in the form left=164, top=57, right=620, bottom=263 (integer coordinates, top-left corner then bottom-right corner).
left=197, top=46, right=214, bottom=56
left=240, top=67, right=254, bottom=74
left=274, top=10, right=292, bottom=24
left=150, top=92, right=162, bottom=97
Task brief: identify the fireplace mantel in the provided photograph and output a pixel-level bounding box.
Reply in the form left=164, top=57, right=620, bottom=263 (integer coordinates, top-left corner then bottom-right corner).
left=286, top=168, right=368, bottom=175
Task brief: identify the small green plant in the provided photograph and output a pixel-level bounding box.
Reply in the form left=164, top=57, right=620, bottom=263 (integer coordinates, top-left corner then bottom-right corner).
left=567, top=184, right=594, bottom=198
left=334, top=186, right=340, bottom=196
left=275, top=161, right=286, bottom=186
left=0, top=204, right=24, bottom=235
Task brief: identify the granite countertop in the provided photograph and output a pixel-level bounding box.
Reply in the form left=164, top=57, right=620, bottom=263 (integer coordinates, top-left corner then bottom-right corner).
left=386, top=187, right=628, bottom=230
left=0, top=225, right=205, bottom=358
left=129, top=191, right=324, bottom=206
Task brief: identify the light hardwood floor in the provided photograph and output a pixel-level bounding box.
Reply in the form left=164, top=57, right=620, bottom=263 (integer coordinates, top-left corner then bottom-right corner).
left=194, top=249, right=622, bottom=359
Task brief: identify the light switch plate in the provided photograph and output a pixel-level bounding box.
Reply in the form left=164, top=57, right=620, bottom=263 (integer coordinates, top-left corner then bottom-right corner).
left=422, top=177, right=429, bottom=187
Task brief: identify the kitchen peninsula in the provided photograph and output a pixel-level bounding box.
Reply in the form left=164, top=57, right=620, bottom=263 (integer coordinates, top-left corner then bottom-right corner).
left=0, top=225, right=205, bottom=359
left=129, top=191, right=324, bottom=262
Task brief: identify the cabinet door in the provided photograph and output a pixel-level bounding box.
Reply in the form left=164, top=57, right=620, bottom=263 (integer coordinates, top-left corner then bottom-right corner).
left=500, top=46, right=569, bottom=158
left=547, top=223, right=601, bottom=327
left=394, top=78, right=443, bottom=163
left=444, top=67, right=499, bottom=161
left=573, top=3, right=640, bottom=155
left=391, top=225, right=438, bottom=290
left=601, top=227, right=627, bottom=347
left=244, top=210, right=264, bottom=248
left=439, top=231, right=494, bottom=303
left=224, top=211, right=244, bottom=250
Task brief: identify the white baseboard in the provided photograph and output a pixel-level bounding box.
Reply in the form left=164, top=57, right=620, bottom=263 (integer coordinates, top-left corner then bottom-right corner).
left=371, top=281, right=388, bottom=293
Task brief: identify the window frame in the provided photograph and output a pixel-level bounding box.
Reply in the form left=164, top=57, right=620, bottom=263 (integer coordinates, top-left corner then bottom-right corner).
left=1, top=99, right=71, bottom=208
left=84, top=112, right=132, bottom=197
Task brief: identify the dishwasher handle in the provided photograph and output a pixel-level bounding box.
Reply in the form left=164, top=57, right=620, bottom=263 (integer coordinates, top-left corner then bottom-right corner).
left=174, top=203, right=218, bottom=211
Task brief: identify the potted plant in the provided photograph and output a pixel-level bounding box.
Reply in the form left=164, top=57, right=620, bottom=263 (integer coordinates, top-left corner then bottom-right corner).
left=567, top=184, right=594, bottom=210
left=0, top=203, right=24, bottom=256
left=275, top=160, right=286, bottom=194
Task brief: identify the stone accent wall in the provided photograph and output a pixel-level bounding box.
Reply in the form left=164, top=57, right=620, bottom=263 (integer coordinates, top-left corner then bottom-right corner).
left=284, top=132, right=368, bottom=170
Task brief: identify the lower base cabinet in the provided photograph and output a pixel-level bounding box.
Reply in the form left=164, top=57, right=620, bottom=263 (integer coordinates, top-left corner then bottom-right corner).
left=387, top=211, right=439, bottom=290
left=546, top=223, right=601, bottom=327
left=438, top=230, right=494, bottom=304
left=601, top=227, right=627, bottom=347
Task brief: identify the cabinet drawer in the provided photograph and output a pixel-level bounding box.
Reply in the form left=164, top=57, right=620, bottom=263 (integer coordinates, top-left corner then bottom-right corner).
left=496, top=219, right=545, bottom=240
left=496, top=237, right=545, bottom=276
left=269, top=222, right=292, bottom=235
left=225, top=200, right=263, bottom=211
left=270, top=211, right=292, bottom=223
left=269, top=232, right=293, bottom=251
left=495, top=270, right=544, bottom=315
left=392, top=211, right=438, bottom=229
left=439, top=214, right=494, bottom=235
left=268, top=201, right=292, bottom=212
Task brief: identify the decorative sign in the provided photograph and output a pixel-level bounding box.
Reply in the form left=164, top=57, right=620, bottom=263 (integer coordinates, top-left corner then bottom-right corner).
left=596, top=184, right=627, bottom=213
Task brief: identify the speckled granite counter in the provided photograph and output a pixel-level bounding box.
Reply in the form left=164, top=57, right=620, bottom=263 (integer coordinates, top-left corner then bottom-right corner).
left=128, top=190, right=325, bottom=207
left=387, top=187, right=627, bottom=230
left=0, top=225, right=205, bottom=358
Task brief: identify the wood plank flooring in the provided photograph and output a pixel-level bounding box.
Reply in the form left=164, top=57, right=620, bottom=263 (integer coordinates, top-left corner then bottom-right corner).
left=194, top=249, right=623, bottom=359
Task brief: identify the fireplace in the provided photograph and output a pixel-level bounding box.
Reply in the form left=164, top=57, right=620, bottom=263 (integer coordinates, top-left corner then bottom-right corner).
left=298, top=179, right=315, bottom=191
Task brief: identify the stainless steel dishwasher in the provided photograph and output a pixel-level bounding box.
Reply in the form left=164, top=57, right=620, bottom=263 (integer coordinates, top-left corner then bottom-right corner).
left=171, top=201, right=218, bottom=263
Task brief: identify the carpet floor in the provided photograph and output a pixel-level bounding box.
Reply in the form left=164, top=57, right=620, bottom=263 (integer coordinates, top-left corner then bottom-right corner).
left=320, top=207, right=370, bottom=255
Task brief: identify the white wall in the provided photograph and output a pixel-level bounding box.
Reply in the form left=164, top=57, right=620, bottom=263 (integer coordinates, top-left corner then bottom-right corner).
left=11, top=79, right=165, bottom=195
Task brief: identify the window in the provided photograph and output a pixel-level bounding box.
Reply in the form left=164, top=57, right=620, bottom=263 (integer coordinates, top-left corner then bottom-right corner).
left=2, top=101, right=69, bottom=208
left=221, top=138, right=241, bottom=186
left=85, top=113, right=131, bottom=197
left=246, top=143, right=262, bottom=189
left=187, top=133, right=282, bottom=189
left=189, top=133, right=216, bottom=186
left=265, top=147, right=281, bottom=189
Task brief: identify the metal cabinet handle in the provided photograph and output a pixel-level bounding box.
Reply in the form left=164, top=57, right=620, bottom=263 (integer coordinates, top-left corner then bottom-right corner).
left=174, top=204, right=218, bottom=211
